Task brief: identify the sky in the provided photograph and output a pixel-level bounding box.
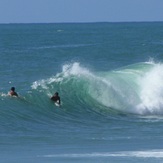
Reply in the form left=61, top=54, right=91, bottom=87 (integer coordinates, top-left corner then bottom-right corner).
left=0, top=0, right=163, bottom=23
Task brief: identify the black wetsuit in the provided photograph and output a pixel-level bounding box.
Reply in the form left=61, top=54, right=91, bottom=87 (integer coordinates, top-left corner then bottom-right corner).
left=51, top=95, right=60, bottom=104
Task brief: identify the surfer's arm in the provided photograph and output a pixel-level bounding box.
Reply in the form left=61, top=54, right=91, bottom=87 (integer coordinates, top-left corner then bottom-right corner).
left=51, top=96, right=54, bottom=101
left=8, top=91, right=18, bottom=97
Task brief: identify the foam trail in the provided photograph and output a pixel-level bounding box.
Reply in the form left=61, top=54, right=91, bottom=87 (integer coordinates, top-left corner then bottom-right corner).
left=42, top=150, right=163, bottom=158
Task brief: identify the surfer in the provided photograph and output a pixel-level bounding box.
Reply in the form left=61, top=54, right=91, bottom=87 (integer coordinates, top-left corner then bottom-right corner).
left=51, top=92, right=60, bottom=104
left=9, top=87, right=18, bottom=97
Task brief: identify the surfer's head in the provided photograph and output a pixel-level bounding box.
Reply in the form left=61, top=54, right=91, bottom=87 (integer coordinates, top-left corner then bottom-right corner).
left=11, top=87, right=15, bottom=91
left=55, top=92, right=58, bottom=96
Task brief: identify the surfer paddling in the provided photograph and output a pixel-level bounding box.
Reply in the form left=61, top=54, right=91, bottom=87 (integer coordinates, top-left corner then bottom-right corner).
left=8, top=87, right=18, bottom=97
left=51, top=92, right=60, bottom=105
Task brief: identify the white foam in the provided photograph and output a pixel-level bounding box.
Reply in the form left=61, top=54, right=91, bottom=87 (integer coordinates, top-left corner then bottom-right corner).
left=0, top=93, right=8, bottom=97
left=31, top=62, right=91, bottom=89
left=62, top=62, right=91, bottom=77
left=41, top=150, right=163, bottom=158
left=137, top=63, right=163, bottom=114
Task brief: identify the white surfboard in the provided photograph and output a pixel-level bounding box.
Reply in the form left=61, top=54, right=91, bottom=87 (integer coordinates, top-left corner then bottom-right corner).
left=55, top=100, right=60, bottom=107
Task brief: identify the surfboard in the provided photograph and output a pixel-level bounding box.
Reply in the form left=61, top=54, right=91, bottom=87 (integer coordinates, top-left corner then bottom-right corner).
left=54, top=100, right=60, bottom=107
left=55, top=102, right=60, bottom=107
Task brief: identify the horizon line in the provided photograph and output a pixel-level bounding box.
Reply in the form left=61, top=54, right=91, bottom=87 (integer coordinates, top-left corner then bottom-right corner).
left=0, top=20, right=163, bottom=25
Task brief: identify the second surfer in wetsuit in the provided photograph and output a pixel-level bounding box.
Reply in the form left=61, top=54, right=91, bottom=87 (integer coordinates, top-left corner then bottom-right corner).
left=51, top=92, right=60, bottom=104
left=9, top=87, right=18, bottom=97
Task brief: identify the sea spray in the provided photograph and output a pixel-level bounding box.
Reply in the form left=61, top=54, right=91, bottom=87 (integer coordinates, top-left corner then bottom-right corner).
left=137, top=63, right=163, bottom=114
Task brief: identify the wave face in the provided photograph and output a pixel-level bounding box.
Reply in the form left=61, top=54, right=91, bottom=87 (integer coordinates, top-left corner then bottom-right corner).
left=29, top=61, right=163, bottom=115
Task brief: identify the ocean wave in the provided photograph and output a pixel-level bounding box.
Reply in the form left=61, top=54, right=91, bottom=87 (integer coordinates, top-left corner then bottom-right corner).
left=2, top=61, right=163, bottom=116
left=31, top=61, right=163, bottom=115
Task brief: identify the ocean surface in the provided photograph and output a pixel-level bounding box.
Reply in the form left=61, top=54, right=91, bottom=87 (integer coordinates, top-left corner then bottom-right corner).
left=1, top=22, right=163, bottom=163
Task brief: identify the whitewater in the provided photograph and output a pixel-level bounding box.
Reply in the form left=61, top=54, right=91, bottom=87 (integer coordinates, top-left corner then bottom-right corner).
left=1, top=22, right=163, bottom=163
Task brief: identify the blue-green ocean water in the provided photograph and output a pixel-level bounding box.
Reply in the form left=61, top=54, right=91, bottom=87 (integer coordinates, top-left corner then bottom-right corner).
left=1, top=22, right=163, bottom=162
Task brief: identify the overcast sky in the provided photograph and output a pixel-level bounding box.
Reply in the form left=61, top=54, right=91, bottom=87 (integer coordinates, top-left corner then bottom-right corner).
left=0, top=0, right=163, bottom=23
